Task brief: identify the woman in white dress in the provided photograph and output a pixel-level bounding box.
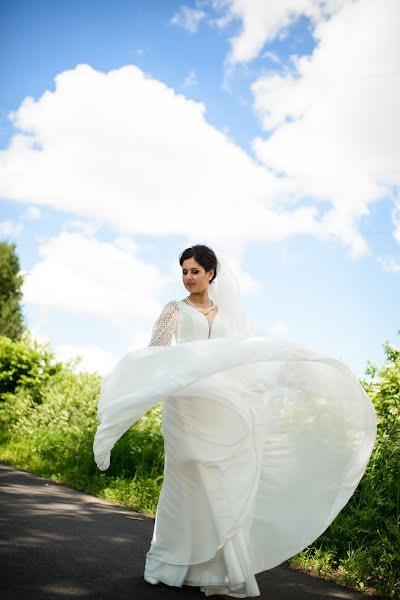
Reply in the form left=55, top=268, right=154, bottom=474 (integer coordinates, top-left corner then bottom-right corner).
left=93, top=244, right=377, bottom=598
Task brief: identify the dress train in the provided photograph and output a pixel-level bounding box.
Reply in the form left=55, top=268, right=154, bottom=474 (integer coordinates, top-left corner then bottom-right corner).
left=94, top=335, right=377, bottom=598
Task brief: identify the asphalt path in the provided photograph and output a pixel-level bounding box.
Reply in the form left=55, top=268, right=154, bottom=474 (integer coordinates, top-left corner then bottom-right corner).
left=0, top=462, right=381, bottom=600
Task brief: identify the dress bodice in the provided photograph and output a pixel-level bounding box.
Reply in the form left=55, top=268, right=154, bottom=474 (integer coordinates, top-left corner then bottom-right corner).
left=148, top=299, right=227, bottom=346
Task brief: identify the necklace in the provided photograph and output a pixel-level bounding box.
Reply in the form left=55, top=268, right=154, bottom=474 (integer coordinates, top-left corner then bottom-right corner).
left=185, top=296, right=216, bottom=315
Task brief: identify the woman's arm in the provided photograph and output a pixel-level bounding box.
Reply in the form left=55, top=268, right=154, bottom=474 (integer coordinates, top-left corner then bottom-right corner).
left=148, top=301, right=179, bottom=346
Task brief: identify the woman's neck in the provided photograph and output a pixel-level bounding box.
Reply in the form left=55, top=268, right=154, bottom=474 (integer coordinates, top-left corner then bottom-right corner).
left=187, top=290, right=211, bottom=306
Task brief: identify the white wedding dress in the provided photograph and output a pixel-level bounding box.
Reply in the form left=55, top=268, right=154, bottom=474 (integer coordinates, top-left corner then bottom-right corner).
left=93, top=298, right=377, bottom=598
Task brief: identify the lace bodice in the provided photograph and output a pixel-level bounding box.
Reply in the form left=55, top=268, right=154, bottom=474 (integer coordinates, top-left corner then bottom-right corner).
left=148, top=300, right=225, bottom=346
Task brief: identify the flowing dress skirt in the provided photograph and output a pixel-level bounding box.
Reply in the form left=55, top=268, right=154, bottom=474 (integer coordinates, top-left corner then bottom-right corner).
left=93, top=335, right=377, bottom=597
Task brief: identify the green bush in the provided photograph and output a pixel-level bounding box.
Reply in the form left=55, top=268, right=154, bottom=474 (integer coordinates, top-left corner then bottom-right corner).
left=0, top=334, right=164, bottom=513
left=0, top=332, right=63, bottom=401
left=290, top=336, right=400, bottom=598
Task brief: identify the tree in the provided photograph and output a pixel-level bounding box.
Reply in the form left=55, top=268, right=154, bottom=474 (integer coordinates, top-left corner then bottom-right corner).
left=0, top=240, right=25, bottom=340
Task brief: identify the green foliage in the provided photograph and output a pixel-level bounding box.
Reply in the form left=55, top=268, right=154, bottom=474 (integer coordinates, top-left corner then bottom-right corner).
left=0, top=332, right=64, bottom=401
left=0, top=240, right=25, bottom=340
left=0, top=331, right=399, bottom=596
left=0, top=334, right=165, bottom=514
left=290, top=333, right=400, bottom=599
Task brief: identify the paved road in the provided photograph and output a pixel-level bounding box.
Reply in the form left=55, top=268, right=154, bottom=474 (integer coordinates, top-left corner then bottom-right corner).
left=0, top=462, right=381, bottom=600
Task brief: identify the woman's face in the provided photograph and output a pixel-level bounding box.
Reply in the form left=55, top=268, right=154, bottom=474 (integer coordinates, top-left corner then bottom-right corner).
left=182, top=257, right=213, bottom=293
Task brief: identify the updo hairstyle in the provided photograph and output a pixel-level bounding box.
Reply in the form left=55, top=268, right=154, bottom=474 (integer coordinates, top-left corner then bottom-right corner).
left=179, top=245, right=218, bottom=284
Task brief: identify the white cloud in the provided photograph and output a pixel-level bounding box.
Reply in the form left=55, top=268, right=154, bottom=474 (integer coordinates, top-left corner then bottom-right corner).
left=0, top=58, right=391, bottom=257
left=30, top=328, right=51, bottom=346
left=222, top=254, right=264, bottom=295
left=262, top=50, right=283, bottom=66
left=251, top=0, right=400, bottom=258
left=392, top=196, right=400, bottom=245
left=0, top=62, right=336, bottom=253
left=376, top=255, right=400, bottom=273
left=63, top=218, right=101, bottom=237
left=213, top=0, right=343, bottom=64
left=171, top=5, right=206, bottom=32
left=22, top=230, right=172, bottom=322
left=183, top=69, right=198, bottom=87
left=21, top=205, right=41, bottom=220
left=30, top=313, right=153, bottom=375
left=0, top=219, right=23, bottom=236
left=54, top=343, right=117, bottom=375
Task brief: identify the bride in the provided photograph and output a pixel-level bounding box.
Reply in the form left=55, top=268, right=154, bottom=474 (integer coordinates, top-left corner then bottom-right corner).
left=93, top=244, right=377, bottom=598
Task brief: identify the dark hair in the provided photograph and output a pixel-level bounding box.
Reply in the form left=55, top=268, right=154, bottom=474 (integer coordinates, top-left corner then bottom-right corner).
left=179, top=244, right=218, bottom=284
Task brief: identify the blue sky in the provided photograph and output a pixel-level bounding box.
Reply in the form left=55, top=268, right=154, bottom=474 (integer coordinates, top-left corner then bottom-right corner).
left=0, top=0, right=399, bottom=377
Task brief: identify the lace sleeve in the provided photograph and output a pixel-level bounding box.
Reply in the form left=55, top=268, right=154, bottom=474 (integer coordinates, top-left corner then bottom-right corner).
left=148, top=301, right=179, bottom=347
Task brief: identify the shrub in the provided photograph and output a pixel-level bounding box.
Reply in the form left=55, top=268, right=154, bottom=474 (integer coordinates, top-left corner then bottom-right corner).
left=0, top=332, right=63, bottom=402
left=292, top=335, right=400, bottom=598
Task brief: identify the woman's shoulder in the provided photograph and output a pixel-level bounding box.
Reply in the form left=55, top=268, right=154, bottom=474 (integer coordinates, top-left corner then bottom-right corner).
left=165, top=299, right=187, bottom=308
left=158, top=299, right=189, bottom=318
left=161, top=299, right=181, bottom=313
